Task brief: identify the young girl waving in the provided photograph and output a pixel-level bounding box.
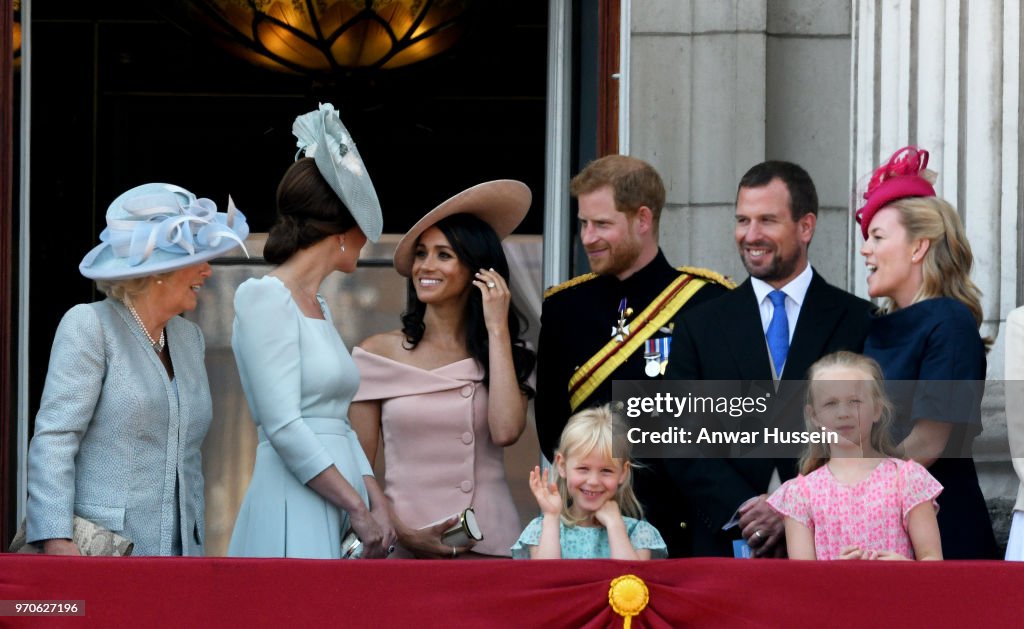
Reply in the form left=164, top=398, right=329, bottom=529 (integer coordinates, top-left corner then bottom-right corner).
left=768, top=351, right=943, bottom=560
left=512, top=404, right=666, bottom=559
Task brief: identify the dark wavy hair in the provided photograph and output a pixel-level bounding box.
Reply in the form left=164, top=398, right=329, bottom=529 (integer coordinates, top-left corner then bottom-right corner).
left=263, top=158, right=357, bottom=265
left=400, top=213, right=536, bottom=397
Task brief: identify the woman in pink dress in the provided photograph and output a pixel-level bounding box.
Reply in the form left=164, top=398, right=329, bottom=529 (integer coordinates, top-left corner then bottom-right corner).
left=350, top=181, right=535, bottom=558
left=768, top=351, right=943, bottom=560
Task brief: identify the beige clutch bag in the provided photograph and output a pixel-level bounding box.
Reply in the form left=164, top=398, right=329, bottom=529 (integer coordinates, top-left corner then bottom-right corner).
left=9, top=517, right=135, bottom=556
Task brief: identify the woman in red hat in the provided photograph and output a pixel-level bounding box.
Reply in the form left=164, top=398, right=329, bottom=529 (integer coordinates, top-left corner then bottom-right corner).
left=856, top=146, right=998, bottom=559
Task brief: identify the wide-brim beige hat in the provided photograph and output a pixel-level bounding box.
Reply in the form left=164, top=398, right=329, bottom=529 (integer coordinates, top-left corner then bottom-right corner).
left=393, top=180, right=531, bottom=277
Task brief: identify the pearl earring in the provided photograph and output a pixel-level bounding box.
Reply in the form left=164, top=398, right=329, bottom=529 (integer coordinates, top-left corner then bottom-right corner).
left=340, top=243, right=346, bottom=253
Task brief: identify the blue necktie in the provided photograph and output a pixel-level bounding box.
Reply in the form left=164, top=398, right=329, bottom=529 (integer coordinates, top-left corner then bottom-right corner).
left=766, top=290, right=790, bottom=375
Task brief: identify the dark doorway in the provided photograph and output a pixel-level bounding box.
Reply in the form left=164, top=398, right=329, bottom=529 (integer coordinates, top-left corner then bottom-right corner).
left=24, top=0, right=548, bottom=425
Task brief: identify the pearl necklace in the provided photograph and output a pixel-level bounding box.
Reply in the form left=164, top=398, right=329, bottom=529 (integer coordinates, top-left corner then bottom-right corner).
left=124, top=299, right=166, bottom=353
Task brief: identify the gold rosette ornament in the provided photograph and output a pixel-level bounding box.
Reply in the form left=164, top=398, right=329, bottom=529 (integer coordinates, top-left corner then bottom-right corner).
left=608, top=574, right=649, bottom=629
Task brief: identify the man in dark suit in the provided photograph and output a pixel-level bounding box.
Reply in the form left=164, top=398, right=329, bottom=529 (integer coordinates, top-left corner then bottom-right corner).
left=646, top=160, right=873, bottom=558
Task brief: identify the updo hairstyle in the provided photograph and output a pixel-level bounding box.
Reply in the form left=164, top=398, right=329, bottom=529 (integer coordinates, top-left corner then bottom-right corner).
left=263, top=158, right=357, bottom=264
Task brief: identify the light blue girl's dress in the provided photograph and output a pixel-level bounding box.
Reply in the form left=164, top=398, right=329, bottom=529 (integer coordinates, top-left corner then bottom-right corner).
left=511, top=516, right=667, bottom=559
left=228, top=276, right=374, bottom=558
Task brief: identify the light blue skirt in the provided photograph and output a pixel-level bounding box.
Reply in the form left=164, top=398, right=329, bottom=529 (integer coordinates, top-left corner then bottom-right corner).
left=228, top=423, right=373, bottom=558
left=1006, top=511, right=1024, bottom=561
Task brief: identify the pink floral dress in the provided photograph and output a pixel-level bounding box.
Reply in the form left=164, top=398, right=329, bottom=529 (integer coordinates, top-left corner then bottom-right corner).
left=767, top=458, right=942, bottom=560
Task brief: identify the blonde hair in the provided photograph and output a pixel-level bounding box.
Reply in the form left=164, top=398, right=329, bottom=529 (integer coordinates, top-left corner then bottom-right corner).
left=799, top=351, right=902, bottom=475
left=554, top=404, right=643, bottom=526
left=881, top=189, right=990, bottom=347
left=94, top=272, right=171, bottom=302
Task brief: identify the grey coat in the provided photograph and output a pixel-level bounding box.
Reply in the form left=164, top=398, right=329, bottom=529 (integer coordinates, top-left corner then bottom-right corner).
left=26, top=298, right=212, bottom=556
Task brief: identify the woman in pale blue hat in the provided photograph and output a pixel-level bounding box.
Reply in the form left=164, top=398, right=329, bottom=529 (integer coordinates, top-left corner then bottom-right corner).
left=25, top=183, right=249, bottom=556
left=227, top=104, right=397, bottom=559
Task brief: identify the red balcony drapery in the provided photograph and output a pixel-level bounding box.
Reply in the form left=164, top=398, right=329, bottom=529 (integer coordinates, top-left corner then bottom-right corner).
left=1, top=556, right=1020, bottom=628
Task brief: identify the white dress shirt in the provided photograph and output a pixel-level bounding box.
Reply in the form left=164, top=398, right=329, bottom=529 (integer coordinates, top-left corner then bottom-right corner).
left=750, top=263, right=813, bottom=378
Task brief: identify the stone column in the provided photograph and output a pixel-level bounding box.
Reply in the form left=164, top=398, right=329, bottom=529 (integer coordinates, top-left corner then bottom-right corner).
left=766, top=0, right=854, bottom=286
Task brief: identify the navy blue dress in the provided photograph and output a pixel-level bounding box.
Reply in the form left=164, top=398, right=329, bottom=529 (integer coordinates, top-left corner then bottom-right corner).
left=864, top=297, right=998, bottom=559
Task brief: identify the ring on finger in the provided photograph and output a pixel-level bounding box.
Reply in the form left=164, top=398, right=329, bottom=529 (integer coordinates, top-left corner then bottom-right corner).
left=450, top=546, right=457, bottom=559
left=486, top=281, right=496, bottom=289
left=387, top=544, right=396, bottom=555
left=753, top=529, right=763, bottom=539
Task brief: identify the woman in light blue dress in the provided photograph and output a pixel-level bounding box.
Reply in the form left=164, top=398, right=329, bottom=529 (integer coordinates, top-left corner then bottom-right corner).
left=228, top=104, right=396, bottom=558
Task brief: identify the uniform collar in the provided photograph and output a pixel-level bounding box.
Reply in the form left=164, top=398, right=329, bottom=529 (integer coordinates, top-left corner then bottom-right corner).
left=601, top=249, right=674, bottom=290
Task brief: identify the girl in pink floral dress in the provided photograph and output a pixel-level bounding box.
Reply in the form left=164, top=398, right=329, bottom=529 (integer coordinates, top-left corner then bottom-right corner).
left=768, top=351, right=943, bottom=560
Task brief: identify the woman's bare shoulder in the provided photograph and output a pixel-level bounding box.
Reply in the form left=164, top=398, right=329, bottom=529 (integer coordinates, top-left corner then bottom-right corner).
left=357, top=330, right=408, bottom=360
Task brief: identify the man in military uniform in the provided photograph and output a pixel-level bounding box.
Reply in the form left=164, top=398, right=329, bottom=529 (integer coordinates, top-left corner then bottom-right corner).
left=535, top=155, right=731, bottom=461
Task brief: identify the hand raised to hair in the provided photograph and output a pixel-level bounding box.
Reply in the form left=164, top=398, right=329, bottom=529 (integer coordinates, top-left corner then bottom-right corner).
left=473, top=268, right=512, bottom=336
left=529, top=466, right=562, bottom=517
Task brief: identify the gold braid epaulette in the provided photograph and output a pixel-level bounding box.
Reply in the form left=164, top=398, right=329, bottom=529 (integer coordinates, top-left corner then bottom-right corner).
left=544, top=267, right=734, bottom=300
left=543, top=273, right=597, bottom=300
left=677, top=266, right=736, bottom=289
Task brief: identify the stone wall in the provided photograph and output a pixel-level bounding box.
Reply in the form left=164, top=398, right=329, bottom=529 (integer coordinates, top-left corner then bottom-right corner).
left=627, top=0, right=854, bottom=292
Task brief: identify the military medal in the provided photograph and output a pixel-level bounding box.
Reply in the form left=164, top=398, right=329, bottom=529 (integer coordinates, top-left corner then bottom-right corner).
left=611, top=298, right=633, bottom=342
left=643, top=337, right=671, bottom=377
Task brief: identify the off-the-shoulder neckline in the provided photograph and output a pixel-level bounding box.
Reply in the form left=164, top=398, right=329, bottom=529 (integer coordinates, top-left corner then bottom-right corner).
left=352, top=345, right=477, bottom=373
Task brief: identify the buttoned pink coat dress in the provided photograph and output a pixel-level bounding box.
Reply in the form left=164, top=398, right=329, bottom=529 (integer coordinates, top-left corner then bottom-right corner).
left=353, top=348, right=521, bottom=557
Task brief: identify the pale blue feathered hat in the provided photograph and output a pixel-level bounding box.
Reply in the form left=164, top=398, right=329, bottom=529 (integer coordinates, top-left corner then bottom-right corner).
left=293, top=103, right=383, bottom=242
left=79, top=183, right=249, bottom=280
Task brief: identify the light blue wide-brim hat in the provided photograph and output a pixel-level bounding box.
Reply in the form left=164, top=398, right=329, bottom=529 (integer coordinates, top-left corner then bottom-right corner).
left=293, top=103, right=383, bottom=242
left=79, top=183, right=250, bottom=280
left=393, top=180, right=531, bottom=277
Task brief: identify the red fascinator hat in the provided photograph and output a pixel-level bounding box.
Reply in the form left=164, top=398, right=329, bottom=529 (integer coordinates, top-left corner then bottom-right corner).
left=855, top=146, right=936, bottom=239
